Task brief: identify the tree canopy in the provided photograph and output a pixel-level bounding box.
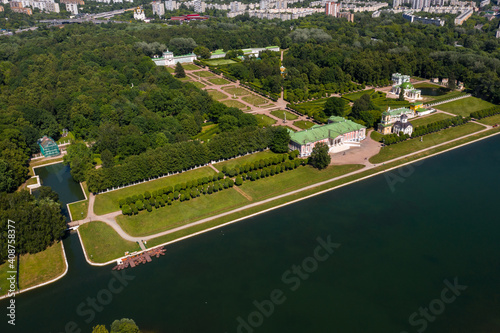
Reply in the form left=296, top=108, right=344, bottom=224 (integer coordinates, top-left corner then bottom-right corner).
left=309, top=142, right=331, bottom=170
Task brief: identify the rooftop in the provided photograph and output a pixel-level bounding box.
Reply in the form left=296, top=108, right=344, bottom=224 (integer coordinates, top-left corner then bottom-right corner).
left=290, top=118, right=365, bottom=145
left=382, top=107, right=413, bottom=116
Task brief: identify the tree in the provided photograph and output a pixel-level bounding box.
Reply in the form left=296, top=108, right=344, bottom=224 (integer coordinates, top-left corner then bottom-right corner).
left=101, top=149, right=114, bottom=168
left=110, top=318, right=140, bottom=333
left=63, top=142, right=93, bottom=182
left=324, top=97, right=347, bottom=117
left=309, top=142, right=330, bottom=170
left=174, top=62, right=186, bottom=78
left=92, top=325, right=109, bottom=333
left=193, top=46, right=211, bottom=59
left=398, top=88, right=405, bottom=101
left=270, top=126, right=290, bottom=153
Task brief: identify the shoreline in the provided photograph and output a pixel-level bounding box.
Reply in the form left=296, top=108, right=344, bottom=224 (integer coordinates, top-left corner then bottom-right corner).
left=78, top=126, right=500, bottom=266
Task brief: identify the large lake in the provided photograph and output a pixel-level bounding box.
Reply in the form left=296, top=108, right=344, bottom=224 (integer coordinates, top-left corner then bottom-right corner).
left=3, top=135, right=500, bottom=333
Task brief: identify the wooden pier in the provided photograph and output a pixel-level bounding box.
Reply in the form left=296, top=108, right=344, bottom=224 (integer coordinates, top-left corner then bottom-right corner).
left=112, top=247, right=166, bottom=270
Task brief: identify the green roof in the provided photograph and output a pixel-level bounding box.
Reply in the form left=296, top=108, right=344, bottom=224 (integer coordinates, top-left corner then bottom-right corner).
left=290, top=118, right=365, bottom=145
left=401, top=82, right=414, bottom=89
left=382, top=107, right=413, bottom=116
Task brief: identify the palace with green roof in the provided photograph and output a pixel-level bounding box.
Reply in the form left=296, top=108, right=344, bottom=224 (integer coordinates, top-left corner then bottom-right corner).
left=289, top=117, right=366, bottom=157
left=390, top=73, right=422, bottom=100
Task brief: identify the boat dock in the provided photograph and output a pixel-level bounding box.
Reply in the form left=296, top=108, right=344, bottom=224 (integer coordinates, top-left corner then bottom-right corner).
left=113, top=246, right=166, bottom=270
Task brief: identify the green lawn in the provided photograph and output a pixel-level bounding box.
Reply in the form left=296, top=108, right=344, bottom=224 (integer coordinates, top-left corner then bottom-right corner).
left=436, top=97, right=495, bottom=117
left=342, top=89, right=375, bottom=101
left=214, top=150, right=279, bottom=170
left=221, top=99, right=247, bottom=109
left=194, top=123, right=219, bottom=141
left=190, top=81, right=206, bottom=89
left=294, top=120, right=315, bottom=130
left=18, top=241, right=65, bottom=291
left=79, top=221, right=141, bottom=263
left=240, top=164, right=364, bottom=201
left=370, top=122, right=485, bottom=163
left=204, top=59, right=237, bottom=66
left=166, top=67, right=175, bottom=73
left=242, top=94, right=268, bottom=106
left=271, top=110, right=299, bottom=121
left=193, top=71, right=214, bottom=78
left=208, top=78, right=231, bottom=85
left=182, top=64, right=199, bottom=70
left=207, top=89, right=228, bottom=101
left=413, top=82, right=443, bottom=89
left=26, top=177, right=38, bottom=186
left=410, top=113, right=453, bottom=127
left=222, top=86, right=250, bottom=96
left=116, top=188, right=250, bottom=236
left=370, top=130, right=384, bottom=142
left=68, top=200, right=88, bottom=221
left=292, top=99, right=328, bottom=116
left=426, top=91, right=467, bottom=104
left=478, top=114, right=500, bottom=126
left=257, top=114, right=277, bottom=127
left=94, top=167, right=217, bottom=215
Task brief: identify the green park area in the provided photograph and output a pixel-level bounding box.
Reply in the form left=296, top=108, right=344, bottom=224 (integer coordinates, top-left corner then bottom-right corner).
left=271, top=110, right=299, bottom=121
left=207, top=89, right=228, bottom=101
left=214, top=150, right=278, bottom=170
left=436, top=97, right=495, bottom=117
left=0, top=242, right=66, bottom=296
left=242, top=94, right=268, bottom=106
left=194, top=123, right=219, bottom=141
left=478, top=114, right=500, bottom=126
left=221, top=99, right=247, bottom=109
left=193, top=71, right=214, bottom=78
left=294, top=120, right=315, bottom=130
left=291, top=99, right=328, bottom=116
left=413, top=82, right=443, bottom=89
left=182, top=64, right=199, bottom=70
left=94, top=167, right=217, bottom=215
left=116, top=188, right=249, bottom=236
left=190, top=81, right=206, bottom=89
left=79, top=222, right=141, bottom=263
left=69, top=200, right=88, bottom=221
left=208, top=78, right=231, bottom=85
left=342, top=89, right=375, bottom=101
left=222, top=86, right=250, bottom=96
left=410, top=113, right=453, bottom=127
left=204, top=59, right=237, bottom=66
left=370, top=122, right=485, bottom=163
left=426, top=91, right=467, bottom=104
left=166, top=67, right=175, bottom=73
left=257, top=114, right=277, bottom=127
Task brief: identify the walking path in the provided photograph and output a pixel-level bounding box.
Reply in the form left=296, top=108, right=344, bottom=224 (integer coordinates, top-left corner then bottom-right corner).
left=69, top=121, right=495, bottom=243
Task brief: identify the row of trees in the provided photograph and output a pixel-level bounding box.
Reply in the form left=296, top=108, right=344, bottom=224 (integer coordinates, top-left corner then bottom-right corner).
left=92, top=318, right=141, bottom=333
left=412, top=116, right=469, bottom=137
left=470, top=106, right=500, bottom=119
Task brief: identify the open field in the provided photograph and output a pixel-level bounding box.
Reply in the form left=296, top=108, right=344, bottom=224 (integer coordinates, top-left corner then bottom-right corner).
left=294, top=120, right=315, bottom=130
left=221, top=99, right=247, bottom=109
left=436, top=97, right=495, bottom=117
left=257, top=114, right=277, bottom=127
left=204, top=59, right=237, bottom=66
left=79, top=221, right=141, bottom=263
left=270, top=110, right=299, bottom=121
left=240, top=164, right=363, bottom=201
left=69, top=200, right=88, bottom=221
left=410, top=113, right=453, bottom=127
left=222, top=86, right=250, bottom=96
left=342, top=89, right=375, bottom=101
left=242, top=94, right=268, bottom=106
left=94, top=167, right=217, bottom=215
left=116, top=188, right=249, bottom=236
left=18, top=241, right=65, bottom=291
left=370, top=122, right=485, bottom=163
left=214, top=150, right=279, bottom=170
left=193, top=71, right=214, bottom=78
left=194, top=123, right=219, bottom=141
left=208, top=78, right=231, bottom=85
left=145, top=126, right=500, bottom=248
left=190, top=81, right=206, bottom=89
left=182, top=64, right=199, bottom=70
left=478, top=114, right=500, bottom=126
left=206, top=89, right=228, bottom=101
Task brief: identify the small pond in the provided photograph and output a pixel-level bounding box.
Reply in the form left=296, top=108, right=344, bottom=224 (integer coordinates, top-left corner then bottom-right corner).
left=34, top=162, right=86, bottom=220
left=419, top=87, right=448, bottom=96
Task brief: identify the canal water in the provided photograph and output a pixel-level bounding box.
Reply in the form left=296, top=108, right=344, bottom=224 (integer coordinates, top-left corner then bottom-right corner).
left=2, top=135, right=500, bottom=333
left=419, top=87, right=448, bottom=96
left=34, top=163, right=86, bottom=220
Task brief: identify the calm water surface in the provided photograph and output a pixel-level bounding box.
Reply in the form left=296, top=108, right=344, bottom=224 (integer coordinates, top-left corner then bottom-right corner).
left=3, top=135, right=500, bottom=333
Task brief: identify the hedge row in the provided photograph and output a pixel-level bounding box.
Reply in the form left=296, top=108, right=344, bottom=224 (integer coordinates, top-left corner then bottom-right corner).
left=412, top=115, right=469, bottom=137
left=470, top=106, right=500, bottom=119
left=221, top=151, right=299, bottom=177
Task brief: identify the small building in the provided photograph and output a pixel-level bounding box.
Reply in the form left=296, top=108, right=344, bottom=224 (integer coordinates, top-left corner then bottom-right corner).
left=289, top=116, right=366, bottom=157
left=152, top=50, right=197, bottom=66
left=377, top=107, right=415, bottom=134
left=393, top=114, right=413, bottom=136
left=38, top=136, right=60, bottom=157
left=390, top=76, right=422, bottom=100
left=134, top=7, right=146, bottom=21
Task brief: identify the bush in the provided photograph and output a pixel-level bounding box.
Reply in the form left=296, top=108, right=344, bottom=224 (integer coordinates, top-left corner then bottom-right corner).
left=235, top=176, right=243, bottom=186
left=135, top=200, right=144, bottom=211
left=122, top=204, right=132, bottom=215
left=119, top=199, right=126, bottom=208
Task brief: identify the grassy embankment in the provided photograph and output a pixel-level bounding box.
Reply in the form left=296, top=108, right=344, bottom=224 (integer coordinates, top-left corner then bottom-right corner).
left=93, top=167, right=217, bottom=215
left=0, top=242, right=66, bottom=297
left=79, top=221, right=141, bottom=263
left=68, top=182, right=90, bottom=221
left=436, top=97, right=495, bottom=117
